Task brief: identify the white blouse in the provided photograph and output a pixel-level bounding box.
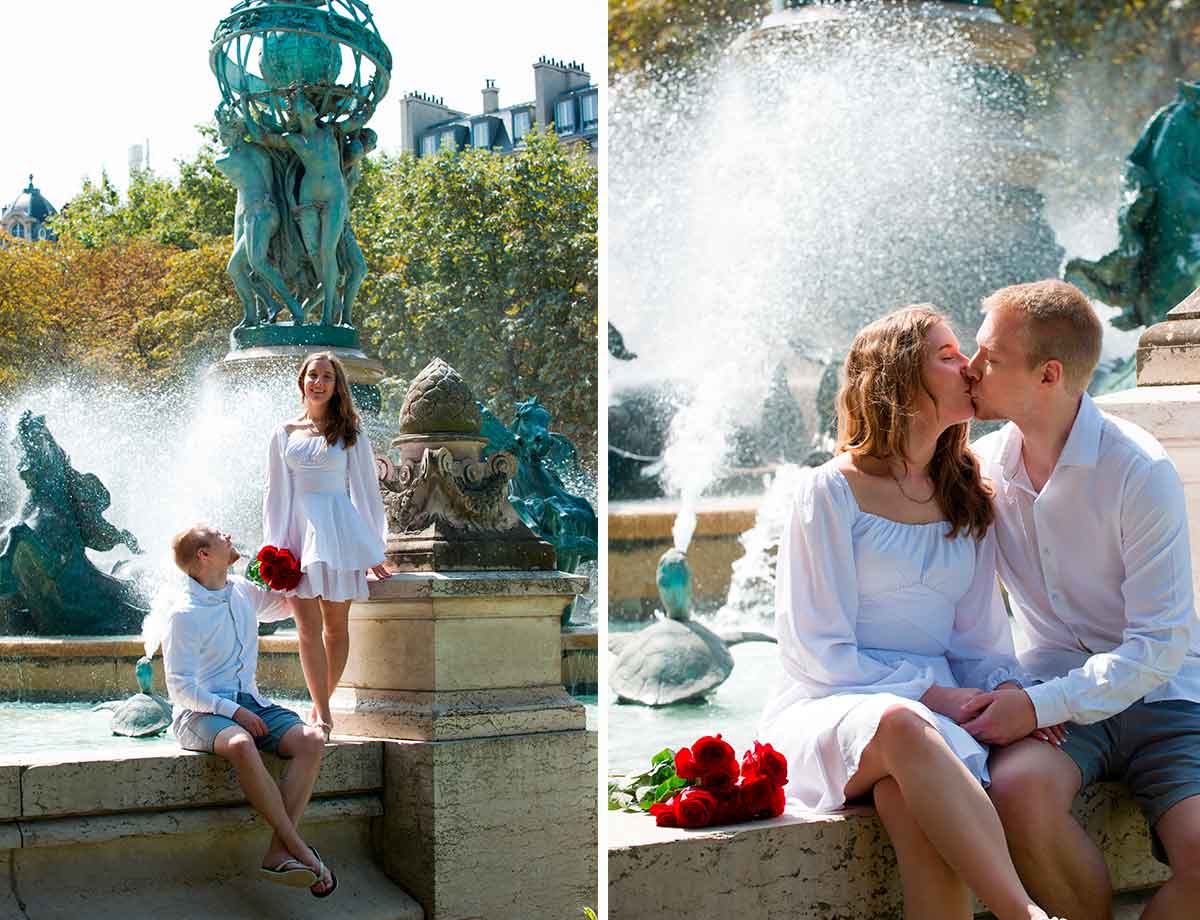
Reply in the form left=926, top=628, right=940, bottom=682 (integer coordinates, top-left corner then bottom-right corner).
left=762, top=464, right=1026, bottom=728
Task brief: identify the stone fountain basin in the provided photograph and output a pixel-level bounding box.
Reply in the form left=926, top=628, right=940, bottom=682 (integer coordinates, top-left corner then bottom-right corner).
left=0, top=627, right=598, bottom=701
left=0, top=739, right=421, bottom=919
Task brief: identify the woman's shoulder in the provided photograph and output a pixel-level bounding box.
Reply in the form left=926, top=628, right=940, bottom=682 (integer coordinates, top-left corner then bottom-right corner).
left=789, top=457, right=855, bottom=516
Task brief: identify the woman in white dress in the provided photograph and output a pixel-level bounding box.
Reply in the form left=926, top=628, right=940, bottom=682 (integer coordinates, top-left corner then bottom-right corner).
left=263, top=352, right=390, bottom=740
left=761, top=307, right=1063, bottom=920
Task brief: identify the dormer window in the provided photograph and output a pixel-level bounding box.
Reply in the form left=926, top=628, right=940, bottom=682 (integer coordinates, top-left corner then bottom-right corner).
left=11, top=224, right=23, bottom=238
left=472, top=120, right=492, bottom=150
left=580, top=91, right=598, bottom=132
left=512, top=108, right=532, bottom=144
left=38, top=226, right=48, bottom=240
left=555, top=99, right=576, bottom=135
left=420, top=134, right=437, bottom=157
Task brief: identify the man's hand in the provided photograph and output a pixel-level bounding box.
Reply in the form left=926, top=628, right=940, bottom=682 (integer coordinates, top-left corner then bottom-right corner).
left=920, top=685, right=985, bottom=724
left=960, top=688, right=1037, bottom=745
left=233, top=706, right=268, bottom=738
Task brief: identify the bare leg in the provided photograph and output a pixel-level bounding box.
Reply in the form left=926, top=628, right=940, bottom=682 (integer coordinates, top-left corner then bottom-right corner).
left=260, top=724, right=327, bottom=885
left=873, top=776, right=972, bottom=920
left=318, top=200, right=346, bottom=325
left=214, top=726, right=315, bottom=869
left=246, top=210, right=305, bottom=322
left=340, top=227, right=366, bottom=325
left=319, top=599, right=352, bottom=713
left=987, top=738, right=1111, bottom=920
left=290, top=596, right=332, bottom=729
left=227, top=244, right=260, bottom=328
left=1141, top=795, right=1200, bottom=919
left=844, top=707, right=1046, bottom=920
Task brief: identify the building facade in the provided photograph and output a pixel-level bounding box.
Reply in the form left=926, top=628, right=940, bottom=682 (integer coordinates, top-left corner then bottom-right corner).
left=400, top=57, right=598, bottom=163
left=1, top=176, right=57, bottom=242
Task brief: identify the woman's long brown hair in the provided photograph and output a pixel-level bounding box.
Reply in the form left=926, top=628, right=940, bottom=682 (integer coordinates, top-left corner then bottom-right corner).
left=297, top=351, right=361, bottom=449
left=835, top=305, right=993, bottom=540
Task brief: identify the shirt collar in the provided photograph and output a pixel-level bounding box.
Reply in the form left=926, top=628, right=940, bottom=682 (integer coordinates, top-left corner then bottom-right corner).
left=185, top=576, right=232, bottom=606
left=1055, top=393, right=1101, bottom=469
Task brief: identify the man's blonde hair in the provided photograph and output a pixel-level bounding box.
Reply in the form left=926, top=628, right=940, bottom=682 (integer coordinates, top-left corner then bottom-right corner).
left=982, top=280, right=1102, bottom=393
left=171, top=525, right=211, bottom=572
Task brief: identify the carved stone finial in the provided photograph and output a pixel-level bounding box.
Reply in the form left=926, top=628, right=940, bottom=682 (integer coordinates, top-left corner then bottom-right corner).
left=1136, top=287, right=1200, bottom=387
left=398, top=359, right=483, bottom=436
left=382, top=359, right=554, bottom=571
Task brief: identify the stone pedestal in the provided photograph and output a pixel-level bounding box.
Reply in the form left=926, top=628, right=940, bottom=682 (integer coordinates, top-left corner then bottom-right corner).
left=1097, top=292, right=1200, bottom=601
left=340, top=358, right=597, bottom=920
left=331, top=571, right=587, bottom=741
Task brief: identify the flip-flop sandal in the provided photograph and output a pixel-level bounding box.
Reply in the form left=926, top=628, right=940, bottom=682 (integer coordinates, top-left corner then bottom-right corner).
left=258, top=858, right=319, bottom=888
left=308, top=847, right=338, bottom=899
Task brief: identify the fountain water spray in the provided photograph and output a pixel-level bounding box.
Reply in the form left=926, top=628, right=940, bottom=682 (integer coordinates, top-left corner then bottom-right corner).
left=611, top=1, right=1063, bottom=558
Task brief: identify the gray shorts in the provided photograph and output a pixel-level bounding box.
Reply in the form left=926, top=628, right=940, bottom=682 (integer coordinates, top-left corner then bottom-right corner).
left=174, top=692, right=303, bottom=756
left=1060, top=698, right=1200, bottom=864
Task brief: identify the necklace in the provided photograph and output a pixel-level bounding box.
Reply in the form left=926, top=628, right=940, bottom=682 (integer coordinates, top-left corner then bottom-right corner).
left=890, top=466, right=936, bottom=504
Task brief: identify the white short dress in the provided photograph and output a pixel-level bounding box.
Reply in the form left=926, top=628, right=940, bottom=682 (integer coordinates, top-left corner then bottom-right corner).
left=262, top=424, right=388, bottom=602
left=759, top=463, right=1026, bottom=812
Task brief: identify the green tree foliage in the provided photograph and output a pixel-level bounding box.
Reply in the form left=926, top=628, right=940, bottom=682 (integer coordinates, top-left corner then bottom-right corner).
left=5, top=129, right=598, bottom=464
left=51, top=124, right=235, bottom=250
left=609, top=0, right=766, bottom=76
left=354, top=130, right=598, bottom=463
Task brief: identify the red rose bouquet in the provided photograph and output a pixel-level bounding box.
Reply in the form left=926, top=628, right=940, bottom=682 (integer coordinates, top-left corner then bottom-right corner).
left=246, top=545, right=303, bottom=592
left=608, top=733, right=788, bottom=829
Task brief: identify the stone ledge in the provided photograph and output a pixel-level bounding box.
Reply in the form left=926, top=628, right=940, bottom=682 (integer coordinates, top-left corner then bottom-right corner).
left=368, top=569, right=589, bottom=599
left=609, top=782, right=1169, bottom=920
left=6, top=739, right=382, bottom=819
left=5, top=793, right=381, bottom=850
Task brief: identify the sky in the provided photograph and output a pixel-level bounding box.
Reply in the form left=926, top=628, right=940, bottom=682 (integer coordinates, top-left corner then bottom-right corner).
left=0, top=0, right=606, bottom=209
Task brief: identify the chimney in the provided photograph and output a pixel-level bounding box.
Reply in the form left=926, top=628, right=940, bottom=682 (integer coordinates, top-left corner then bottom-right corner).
left=482, top=79, right=499, bottom=114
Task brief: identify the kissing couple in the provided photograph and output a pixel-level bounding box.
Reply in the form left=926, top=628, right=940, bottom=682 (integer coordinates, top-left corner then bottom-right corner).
left=762, top=280, right=1197, bottom=919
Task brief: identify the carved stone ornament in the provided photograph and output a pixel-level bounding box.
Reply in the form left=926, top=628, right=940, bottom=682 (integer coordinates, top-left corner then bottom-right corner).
left=398, top=359, right=483, bottom=436
left=382, top=358, right=554, bottom=571
left=378, top=448, right=524, bottom=538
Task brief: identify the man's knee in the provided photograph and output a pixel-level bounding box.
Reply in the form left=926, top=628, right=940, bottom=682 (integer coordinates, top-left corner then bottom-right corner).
left=281, top=723, right=326, bottom=759
left=219, top=728, right=258, bottom=762
left=988, top=741, right=1080, bottom=827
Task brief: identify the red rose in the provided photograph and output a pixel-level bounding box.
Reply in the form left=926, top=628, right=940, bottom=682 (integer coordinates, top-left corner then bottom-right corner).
left=710, top=790, right=743, bottom=826
left=649, top=801, right=678, bottom=828
left=691, top=734, right=738, bottom=783
left=278, top=569, right=303, bottom=591
left=257, top=545, right=279, bottom=564
left=769, top=784, right=785, bottom=818
left=276, top=549, right=298, bottom=568
left=674, top=747, right=698, bottom=780
left=738, top=775, right=777, bottom=819
left=742, top=741, right=788, bottom=787
left=260, top=562, right=279, bottom=583
left=674, top=788, right=718, bottom=829
left=700, top=763, right=738, bottom=794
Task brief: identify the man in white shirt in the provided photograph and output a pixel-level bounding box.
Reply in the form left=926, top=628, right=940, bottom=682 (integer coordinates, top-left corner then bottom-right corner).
left=162, top=524, right=336, bottom=897
left=959, top=279, right=1198, bottom=920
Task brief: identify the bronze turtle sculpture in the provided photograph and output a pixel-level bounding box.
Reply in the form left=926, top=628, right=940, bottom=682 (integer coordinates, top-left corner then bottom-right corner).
left=93, top=656, right=172, bottom=737
left=610, top=548, right=774, bottom=706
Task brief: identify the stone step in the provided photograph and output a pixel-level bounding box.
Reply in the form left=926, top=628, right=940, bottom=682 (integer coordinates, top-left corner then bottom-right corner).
left=1, top=740, right=423, bottom=919
left=609, top=782, right=1169, bottom=919
left=4, top=803, right=422, bottom=919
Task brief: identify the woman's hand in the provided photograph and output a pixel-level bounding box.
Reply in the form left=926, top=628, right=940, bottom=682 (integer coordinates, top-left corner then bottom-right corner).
left=1030, top=723, right=1070, bottom=746
left=920, top=685, right=985, bottom=724
left=366, top=563, right=391, bottom=581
